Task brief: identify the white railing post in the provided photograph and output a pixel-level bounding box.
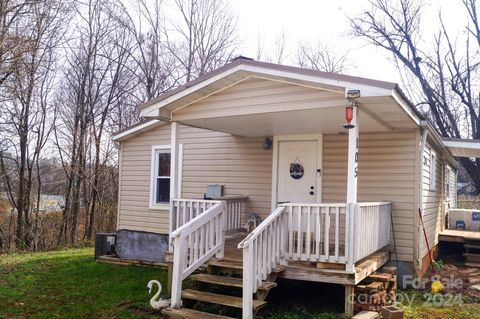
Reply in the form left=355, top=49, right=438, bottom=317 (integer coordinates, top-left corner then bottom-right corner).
left=345, top=203, right=356, bottom=273
left=216, top=202, right=226, bottom=259
left=169, top=201, right=176, bottom=250
left=171, top=234, right=185, bottom=308
left=242, top=244, right=254, bottom=319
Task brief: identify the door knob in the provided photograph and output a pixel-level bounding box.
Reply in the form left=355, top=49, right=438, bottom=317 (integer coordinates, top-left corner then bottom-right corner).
left=309, top=191, right=314, bottom=195
left=310, top=186, right=314, bottom=190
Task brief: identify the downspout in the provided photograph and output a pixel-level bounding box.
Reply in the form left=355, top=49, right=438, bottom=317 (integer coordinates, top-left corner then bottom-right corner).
left=417, top=123, right=428, bottom=272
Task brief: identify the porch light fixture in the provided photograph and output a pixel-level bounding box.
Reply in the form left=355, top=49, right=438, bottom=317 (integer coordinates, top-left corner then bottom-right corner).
left=263, top=137, right=272, bottom=149
left=343, top=104, right=355, bottom=129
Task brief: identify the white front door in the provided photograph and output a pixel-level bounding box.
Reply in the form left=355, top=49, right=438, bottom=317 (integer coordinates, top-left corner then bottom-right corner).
left=276, top=139, right=320, bottom=204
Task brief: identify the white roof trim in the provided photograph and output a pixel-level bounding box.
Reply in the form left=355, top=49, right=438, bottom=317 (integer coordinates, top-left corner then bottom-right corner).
left=141, top=64, right=245, bottom=117
left=443, top=138, right=480, bottom=158
left=140, top=63, right=396, bottom=118
left=112, top=119, right=162, bottom=141
left=392, top=89, right=421, bottom=125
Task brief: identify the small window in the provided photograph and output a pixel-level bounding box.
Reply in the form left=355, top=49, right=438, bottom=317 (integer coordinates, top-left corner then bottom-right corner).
left=151, top=147, right=171, bottom=206
left=446, top=167, right=451, bottom=197
left=430, top=152, right=437, bottom=190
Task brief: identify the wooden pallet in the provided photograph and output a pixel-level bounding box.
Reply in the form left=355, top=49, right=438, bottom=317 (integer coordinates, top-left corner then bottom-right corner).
left=464, top=239, right=480, bottom=267
left=354, top=267, right=397, bottom=313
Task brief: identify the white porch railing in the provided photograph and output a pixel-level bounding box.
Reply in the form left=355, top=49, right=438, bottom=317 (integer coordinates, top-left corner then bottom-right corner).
left=238, top=201, right=391, bottom=319
left=281, top=203, right=347, bottom=263
left=238, top=206, right=287, bottom=319
left=169, top=197, right=246, bottom=249
left=354, top=202, right=392, bottom=262
left=170, top=201, right=226, bottom=308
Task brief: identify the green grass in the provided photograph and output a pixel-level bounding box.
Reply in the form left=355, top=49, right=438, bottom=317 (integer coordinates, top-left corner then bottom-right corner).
left=0, top=248, right=166, bottom=319
left=1, top=249, right=480, bottom=319
left=396, top=290, right=480, bottom=319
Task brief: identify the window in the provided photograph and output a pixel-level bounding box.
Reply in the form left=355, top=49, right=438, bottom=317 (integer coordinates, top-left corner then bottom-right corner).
left=430, top=152, right=437, bottom=190
left=446, top=166, right=451, bottom=197
left=150, top=146, right=171, bottom=207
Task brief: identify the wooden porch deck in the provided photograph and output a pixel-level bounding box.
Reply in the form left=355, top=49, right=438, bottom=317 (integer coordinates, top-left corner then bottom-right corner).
left=221, top=233, right=390, bottom=286
left=439, top=229, right=480, bottom=243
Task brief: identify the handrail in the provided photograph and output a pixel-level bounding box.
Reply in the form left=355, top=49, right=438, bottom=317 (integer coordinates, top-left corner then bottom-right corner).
left=357, top=201, right=391, bottom=207
left=238, top=206, right=285, bottom=249
left=169, top=199, right=221, bottom=250
left=170, top=202, right=226, bottom=308
left=170, top=203, right=221, bottom=239
left=238, top=206, right=287, bottom=319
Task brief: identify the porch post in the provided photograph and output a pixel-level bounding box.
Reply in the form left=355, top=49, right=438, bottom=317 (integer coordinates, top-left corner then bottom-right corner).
left=169, top=122, right=180, bottom=250
left=346, top=105, right=358, bottom=203
left=170, top=121, right=180, bottom=200
left=346, top=105, right=358, bottom=273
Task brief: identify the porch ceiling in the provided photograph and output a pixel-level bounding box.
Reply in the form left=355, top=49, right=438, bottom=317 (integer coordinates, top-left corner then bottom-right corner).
left=175, top=94, right=418, bottom=137
left=179, top=105, right=384, bottom=137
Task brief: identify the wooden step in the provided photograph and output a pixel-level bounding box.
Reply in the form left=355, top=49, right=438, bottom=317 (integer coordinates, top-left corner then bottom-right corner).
left=181, top=289, right=267, bottom=311
left=190, top=273, right=277, bottom=290
left=464, top=243, right=480, bottom=250
left=465, top=262, right=480, bottom=268
left=162, top=307, right=235, bottom=319
left=207, top=259, right=243, bottom=270
left=463, top=253, right=480, bottom=263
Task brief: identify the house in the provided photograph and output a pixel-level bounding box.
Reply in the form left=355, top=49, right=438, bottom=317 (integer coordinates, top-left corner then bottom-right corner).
left=111, top=57, right=459, bottom=318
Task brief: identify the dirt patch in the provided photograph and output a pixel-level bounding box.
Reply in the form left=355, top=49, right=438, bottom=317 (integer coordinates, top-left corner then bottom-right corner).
left=433, top=261, right=480, bottom=301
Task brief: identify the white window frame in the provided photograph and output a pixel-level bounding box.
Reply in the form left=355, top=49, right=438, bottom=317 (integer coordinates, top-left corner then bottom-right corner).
left=149, top=145, right=172, bottom=210
left=445, top=166, right=451, bottom=198
left=430, top=151, right=437, bottom=190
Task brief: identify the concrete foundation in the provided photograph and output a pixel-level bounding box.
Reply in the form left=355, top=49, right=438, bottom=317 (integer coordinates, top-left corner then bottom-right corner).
left=115, top=229, right=168, bottom=262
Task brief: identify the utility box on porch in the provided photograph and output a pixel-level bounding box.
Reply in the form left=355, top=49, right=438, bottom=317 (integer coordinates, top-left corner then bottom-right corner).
left=448, top=209, right=480, bottom=231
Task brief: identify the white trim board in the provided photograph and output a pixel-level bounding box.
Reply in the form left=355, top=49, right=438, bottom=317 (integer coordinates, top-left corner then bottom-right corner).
left=112, top=120, right=163, bottom=142
left=271, top=134, right=323, bottom=210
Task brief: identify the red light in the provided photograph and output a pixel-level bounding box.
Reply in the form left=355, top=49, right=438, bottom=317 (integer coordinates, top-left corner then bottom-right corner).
left=345, top=106, right=353, bottom=124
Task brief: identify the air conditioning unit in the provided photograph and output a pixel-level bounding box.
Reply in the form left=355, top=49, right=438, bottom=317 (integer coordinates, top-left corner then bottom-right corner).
left=95, top=233, right=117, bottom=259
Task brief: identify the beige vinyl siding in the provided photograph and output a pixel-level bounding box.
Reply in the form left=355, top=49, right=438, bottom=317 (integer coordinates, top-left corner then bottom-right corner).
left=117, top=124, right=171, bottom=234
left=180, top=126, right=273, bottom=220
left=419, top=142, right=443, bottom=259
left=118, top=124, right=272, bottom=234
left=446, top=165, right=457, bottom=209
left=173, top=77, right=345, bottom=121
left=322, top=131, right=417, bottom=262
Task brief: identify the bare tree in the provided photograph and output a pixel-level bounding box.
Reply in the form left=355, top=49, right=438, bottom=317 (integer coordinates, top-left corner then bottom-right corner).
left=351, top=0, right=480, bottom=192
left=296, top=40, right=348, bottom=73
left=254, top=31, right=288, bottom=64
left=164, top=0, right=238, bottom=83
left=0, top=0, right=68, bottom=248
left=0, top=0, right=34, bottom=89
left=54, top=0, right=132, bottom=244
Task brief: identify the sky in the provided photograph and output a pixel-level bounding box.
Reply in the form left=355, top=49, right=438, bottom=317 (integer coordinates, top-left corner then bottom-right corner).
left=228, top=0, right=468, bottom=83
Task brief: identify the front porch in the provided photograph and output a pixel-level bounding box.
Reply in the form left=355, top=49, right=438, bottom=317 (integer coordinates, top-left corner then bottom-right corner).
left=165, top=198, right=392, bottom=318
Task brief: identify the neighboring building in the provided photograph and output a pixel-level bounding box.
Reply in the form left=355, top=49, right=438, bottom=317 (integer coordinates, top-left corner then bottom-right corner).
left=111, top=58, right=461, bottom=318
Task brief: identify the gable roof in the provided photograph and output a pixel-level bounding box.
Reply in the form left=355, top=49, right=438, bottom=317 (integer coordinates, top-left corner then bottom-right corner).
left=139, top=57, right=399, bottom=112
left=116, top=57, right=428, bottom=141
